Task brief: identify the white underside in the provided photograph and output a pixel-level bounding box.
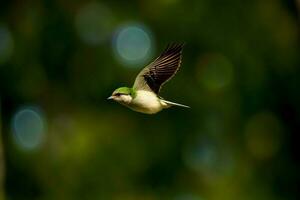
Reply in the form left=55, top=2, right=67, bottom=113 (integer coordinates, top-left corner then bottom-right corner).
left=128, top=90, right=168, bottom=114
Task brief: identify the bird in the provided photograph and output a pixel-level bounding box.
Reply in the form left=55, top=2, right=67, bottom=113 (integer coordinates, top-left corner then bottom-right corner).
left=108, top=43, right=189, bottom=114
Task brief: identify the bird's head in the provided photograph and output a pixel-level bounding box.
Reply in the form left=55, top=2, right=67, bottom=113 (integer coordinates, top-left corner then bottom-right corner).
left=107, top=87, right=135, bottom=105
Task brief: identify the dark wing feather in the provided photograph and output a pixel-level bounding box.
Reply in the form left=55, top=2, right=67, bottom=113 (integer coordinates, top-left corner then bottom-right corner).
left=133, top=43, right=184, bottom=94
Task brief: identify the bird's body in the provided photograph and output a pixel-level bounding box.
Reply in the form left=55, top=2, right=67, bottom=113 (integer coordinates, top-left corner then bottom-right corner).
left=127, top=90, right=167, bottom=114
left=108, top=43, right=189, bottom=114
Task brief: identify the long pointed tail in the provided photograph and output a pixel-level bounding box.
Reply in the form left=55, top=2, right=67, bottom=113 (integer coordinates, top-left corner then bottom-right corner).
left=161, top=99, right=190, bottom=108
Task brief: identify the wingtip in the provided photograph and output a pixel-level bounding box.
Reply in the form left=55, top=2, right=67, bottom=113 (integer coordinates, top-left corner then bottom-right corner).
left=162, top=42, right=185, bottom=56
left=166, top=42, right=185, bottom=49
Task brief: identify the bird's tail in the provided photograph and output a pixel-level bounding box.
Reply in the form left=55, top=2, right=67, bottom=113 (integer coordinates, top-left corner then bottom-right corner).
left=161, top=99, right=190, bottom=108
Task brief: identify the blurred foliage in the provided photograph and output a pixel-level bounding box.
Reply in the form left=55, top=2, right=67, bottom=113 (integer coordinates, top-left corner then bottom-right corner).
left=0, top=0, right=299, bottom=200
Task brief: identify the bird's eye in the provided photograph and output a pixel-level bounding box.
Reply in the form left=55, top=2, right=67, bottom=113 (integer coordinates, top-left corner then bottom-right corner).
left=115, top=93, right=121, bottom=96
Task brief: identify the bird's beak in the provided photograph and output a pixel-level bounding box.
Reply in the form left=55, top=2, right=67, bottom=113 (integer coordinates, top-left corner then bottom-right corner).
left=107, top=96, right=114, bottom=100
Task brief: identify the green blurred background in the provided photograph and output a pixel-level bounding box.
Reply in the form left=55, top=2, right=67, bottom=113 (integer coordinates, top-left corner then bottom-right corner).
left=0, top=0, right=299, bottom=199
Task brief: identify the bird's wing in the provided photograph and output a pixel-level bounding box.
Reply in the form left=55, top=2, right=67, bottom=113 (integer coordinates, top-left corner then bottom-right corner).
left=133, top=43, right=184, bottom=94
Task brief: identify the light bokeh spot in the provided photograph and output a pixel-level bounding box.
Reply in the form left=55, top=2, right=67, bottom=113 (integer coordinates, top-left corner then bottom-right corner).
left=0, top=26, right=14, bottom=64
left=184, top=142, right=217, bottom=173
left=12, top=106, right=46, bottom=150
left=112, top=24, right=153, bottom=67
left=75, top=2, right=114, bottom=45
left=183, top=137, right=234, bottom=181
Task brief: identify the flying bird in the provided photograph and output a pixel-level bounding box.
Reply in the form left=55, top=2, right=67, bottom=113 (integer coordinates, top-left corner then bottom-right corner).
left=108, top=43, right=189, bottom=114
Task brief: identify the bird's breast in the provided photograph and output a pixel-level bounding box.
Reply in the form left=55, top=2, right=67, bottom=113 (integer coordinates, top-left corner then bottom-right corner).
left=129, top=90, right=163, bottom=114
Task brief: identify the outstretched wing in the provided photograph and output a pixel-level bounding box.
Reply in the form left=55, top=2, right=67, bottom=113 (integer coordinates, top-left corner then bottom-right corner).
left=133, top=43, right=184, bottom=94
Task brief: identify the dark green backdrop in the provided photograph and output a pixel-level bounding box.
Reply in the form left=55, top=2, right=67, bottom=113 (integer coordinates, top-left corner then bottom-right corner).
left=0, top=0, right=299, bottom=199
